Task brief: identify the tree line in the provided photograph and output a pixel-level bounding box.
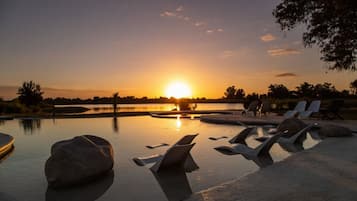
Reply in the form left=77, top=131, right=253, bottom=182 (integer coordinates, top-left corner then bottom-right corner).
left=224, top=80, right=357, bottom=100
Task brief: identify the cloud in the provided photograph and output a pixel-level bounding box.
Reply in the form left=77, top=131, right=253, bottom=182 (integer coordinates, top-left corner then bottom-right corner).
left=206, top=29, right=214, bottom=34
left=160, top=11, right=176, bottom=17
left=267, top=48, right=301, bottom=56
left=160, top=6, right=223, bottom=35
left=275, top=73, right=297, bottom=77
left=260, top=34, right=276, bottom=42
left=220, top=50, right=234, bottom=59
left=176, top=6, right=184, bottom=12
left=194, top=21, right=205, bottom=27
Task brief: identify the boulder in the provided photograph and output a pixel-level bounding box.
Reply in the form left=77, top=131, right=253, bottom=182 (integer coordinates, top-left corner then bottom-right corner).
left=277, top=118, right=307, bottom=137
left=45, top=135, right=114, bottom=188
left=319, top=124, right=353, bottom=137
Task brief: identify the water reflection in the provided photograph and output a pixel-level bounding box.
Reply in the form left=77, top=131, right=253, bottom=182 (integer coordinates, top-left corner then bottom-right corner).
left=112, top=117, right=119, bottom=133
left=176, top=116, right=182, bottom=130
left=152, top=167, right=193, bottom=201
left=19, top=118, right=41, bottom=134
left=45, top=171, right=114, bottom=201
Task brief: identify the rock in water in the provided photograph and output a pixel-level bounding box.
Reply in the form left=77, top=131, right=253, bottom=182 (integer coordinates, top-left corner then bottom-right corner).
left=277, top=118, right=307, bottom=137
left=319, top=124, right=353, bottom=137
left=45, top=135, right=114, bottom=188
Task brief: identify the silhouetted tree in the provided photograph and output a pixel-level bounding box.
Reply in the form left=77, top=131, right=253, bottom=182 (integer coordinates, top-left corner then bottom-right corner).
left=296, top=82, right=315, bottom=98
left=17, top=81, right=43, bottom=106
left=235, top=88, right=245, bottom=99
left=224, top=86, right=237, bottom=99
left=314, top=82, right=338, bottom=98
left=273, top=0, right=357, bottom=71
left=350, top=79, right=357, bottom=95
left=268, top=84, right=290, bottom=99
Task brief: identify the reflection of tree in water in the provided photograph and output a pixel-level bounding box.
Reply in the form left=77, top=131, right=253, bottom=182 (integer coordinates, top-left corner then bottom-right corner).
left=112, top=117, right=119, bottom=133
left=0, top=120, right=5, bottom=126
left=19, top=119, right=41, bottom=134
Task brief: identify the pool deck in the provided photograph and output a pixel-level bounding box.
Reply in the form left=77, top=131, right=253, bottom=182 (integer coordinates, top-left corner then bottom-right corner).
left=186, top=113, right=357, bottom=201
left=200, top=112, right=357, bottom=131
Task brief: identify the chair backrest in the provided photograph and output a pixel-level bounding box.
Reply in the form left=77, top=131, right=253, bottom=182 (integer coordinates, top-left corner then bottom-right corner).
left=256, top=131, right=286, bottom=157
left=289, top=123, right=317, bottom=144
left=307, top=100, right=321, bottom=113
left=175, top=134, right=198, bottom=145
left=229, top=127, right=256, bottom=145
left=294, top=101, right=307, bottom=112
left=151, top=143, right=195, bottom=172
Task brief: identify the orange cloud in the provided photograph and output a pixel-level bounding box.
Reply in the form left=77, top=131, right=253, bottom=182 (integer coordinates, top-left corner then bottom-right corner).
left=275, top=73, right=297, bottom=77
left=260, top=33, right=276, bottom=42
left=267, top=48, right=301, bottom=56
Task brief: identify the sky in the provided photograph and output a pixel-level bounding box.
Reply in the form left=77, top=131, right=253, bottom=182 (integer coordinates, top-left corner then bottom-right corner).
left=0, top=0, right=356, bottom=99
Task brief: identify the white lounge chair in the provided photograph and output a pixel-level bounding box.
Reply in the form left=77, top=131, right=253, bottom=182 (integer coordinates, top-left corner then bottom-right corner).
left=214, top=131, right=286, bottom=158
left=298, top=100, right=321, bottom=119
left=133, top=134, right=199, bottom=173
left=284, top=101, right=307, bottom=118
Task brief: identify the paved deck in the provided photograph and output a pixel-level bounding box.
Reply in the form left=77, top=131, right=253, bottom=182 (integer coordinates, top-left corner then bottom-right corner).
left=200, top=113, right=357, bottom=131
left=187, top=114, right=357, bottom=201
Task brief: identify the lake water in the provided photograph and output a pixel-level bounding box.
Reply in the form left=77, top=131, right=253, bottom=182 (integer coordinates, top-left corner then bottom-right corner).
left=55, top=103, right=244, bottom=114
left=0, top=116, right=320, bottom=201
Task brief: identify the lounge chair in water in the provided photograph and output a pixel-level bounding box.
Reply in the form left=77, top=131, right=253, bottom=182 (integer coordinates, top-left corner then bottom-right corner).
left=284, top=101, right=307, bottom=118
left=298, top=100, right=321, bottom=119
left=278, top=123, right=319, bottom=144
left=133, top=134, right=199, bottom=173
left=228, top=126, right=257, bottom=145
left=214, top=131, right=286, bottom=158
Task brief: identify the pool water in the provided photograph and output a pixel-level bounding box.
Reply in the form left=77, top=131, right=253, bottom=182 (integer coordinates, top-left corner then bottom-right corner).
left=0, top=117, right=320, bottom=201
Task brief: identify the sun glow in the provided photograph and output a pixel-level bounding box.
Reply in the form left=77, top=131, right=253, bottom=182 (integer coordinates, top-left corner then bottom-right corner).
left=165, top=81, right=192, bottom=98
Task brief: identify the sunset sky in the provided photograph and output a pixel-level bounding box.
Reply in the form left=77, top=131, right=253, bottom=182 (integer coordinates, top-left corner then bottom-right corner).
left=0, top=0, right=356, bottom=99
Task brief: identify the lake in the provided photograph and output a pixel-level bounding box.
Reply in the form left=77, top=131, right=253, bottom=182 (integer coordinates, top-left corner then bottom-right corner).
left=0, top=116, right=320, bottom=201
left=55, top=103, right=245, bottom=114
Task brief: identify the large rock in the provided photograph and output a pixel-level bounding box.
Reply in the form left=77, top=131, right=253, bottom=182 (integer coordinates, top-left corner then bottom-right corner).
left=319, top=124, right=353, bottom=137
left=45, top=135, right=114, bottom=188
left=277, top=118, right=307, bottom=137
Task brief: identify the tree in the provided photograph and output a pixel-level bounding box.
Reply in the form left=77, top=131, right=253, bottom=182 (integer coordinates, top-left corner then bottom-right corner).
left=296, top=82, right=315, bottom=98
left=273, top=0, right=357, bottom=71
left=17, top=81, right=44, bottom=106
left=350, top=79, right=357, bottom=95
left=224, top=86, right=237, bottom=99
left=235, top=88, right=245, bottom=99
left=314, top=82, right=338, bottom=98
left=268, top=84, right=290, bottom=99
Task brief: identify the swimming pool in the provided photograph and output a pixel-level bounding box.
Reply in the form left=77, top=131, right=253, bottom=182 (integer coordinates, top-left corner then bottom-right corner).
left=0, top=117, right=320, bottom=201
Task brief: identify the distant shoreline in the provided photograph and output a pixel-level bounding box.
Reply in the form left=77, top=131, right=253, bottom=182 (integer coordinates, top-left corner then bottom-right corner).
left=0, top=110, right=235, bottom=119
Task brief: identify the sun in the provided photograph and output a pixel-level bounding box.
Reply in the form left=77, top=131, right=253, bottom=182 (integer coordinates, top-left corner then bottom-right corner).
left=165, top=82, right=192, bottom=98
